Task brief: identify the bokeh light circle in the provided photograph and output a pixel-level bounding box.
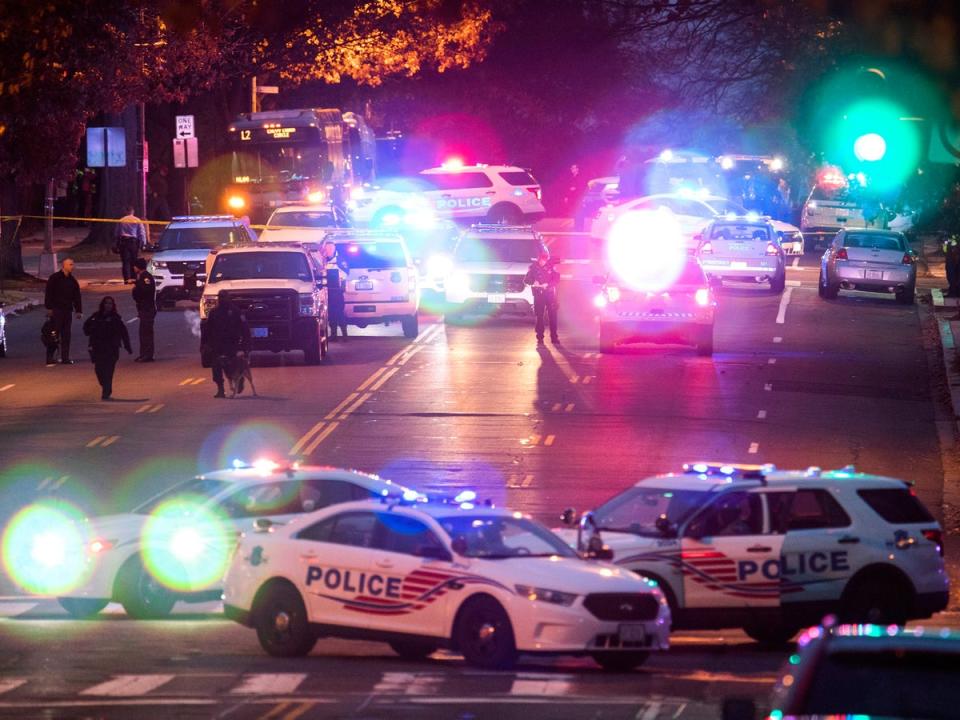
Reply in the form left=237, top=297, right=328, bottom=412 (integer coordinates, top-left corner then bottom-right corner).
left=854, top=133, right=887, bottom=162
left=141, top=497, right=232, bottom=591
left=2, top=501, right=93, bottom=595
left=604, top=209, right=687, bottom=292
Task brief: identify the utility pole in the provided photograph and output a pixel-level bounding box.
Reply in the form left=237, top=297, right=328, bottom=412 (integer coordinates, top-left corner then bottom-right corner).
left=251, top=76, right=258, bottom=113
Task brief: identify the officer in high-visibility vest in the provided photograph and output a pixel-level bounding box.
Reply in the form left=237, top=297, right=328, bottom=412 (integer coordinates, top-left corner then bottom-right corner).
left=943, top=234, right=960, bottom=297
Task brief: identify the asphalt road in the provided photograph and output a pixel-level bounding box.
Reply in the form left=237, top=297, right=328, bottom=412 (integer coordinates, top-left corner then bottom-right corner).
left=0, top=254, right=958, bottom=719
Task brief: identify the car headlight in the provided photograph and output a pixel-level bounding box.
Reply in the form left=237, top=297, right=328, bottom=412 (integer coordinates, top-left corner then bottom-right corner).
left=515, top=584, right=578, bottom=606
left=151, top=260, right=168, bottom=269
left=299, top=293, right=316, bottom=316
left=202, top=297, right=219, bottom=316
left=446, top=271, right=470, bottom=296
left=426, top=253, right=454, bottom=279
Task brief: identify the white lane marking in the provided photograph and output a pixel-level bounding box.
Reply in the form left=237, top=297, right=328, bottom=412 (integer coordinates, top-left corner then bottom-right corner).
left=933, top=288, right=945, bottom=307
left=786, top=279, right=802, bottom=286
left=757, top=410, right=767, bottom=419
left=791, top=257, right=800, bottom=268
left=764, top=383, right=772, bottom=391
left=748, top=442, right=759, bottom=454
left=775, top=287, right=793, bottom=324
left=0, top=384, right=13, bottom=392
left=80, top=674, right=176, bottom=696
left=509, top=678, right=572, bottom=696
left=230, top=673, right=307, bottom=695
left=636, top=701, right=663, bottom=720
left=373, top=672, right=441, bottom=695
left=0, top=679, right=27, bottom=696
left=773, top=337, right=782, bottom=343
left=768, top=358, right=777, bottom=365
left=303, top=421, right=340, bottom=456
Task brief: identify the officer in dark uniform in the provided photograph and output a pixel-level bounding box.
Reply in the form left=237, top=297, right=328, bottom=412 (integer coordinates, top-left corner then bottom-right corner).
left=43, top=257, right=82, bottom=365
left=321, top=240, right=349, bottom=340
left=204, top=291, right=251, bottom=398
left=943, top=234, right=960, bottom=298
left=132, top=258, right=156, bottom=361
left=524, top=249, right=561, bottom=346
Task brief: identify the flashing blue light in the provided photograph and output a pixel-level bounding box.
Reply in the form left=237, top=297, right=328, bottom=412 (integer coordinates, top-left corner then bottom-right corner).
left=725, top=211, right=737, bottom=220
left=745, top=211, right=760, bottom=222
left=720, top=465, right=735, bottom=475
left=460, top=502, right=475, bottom=510
left=380, top=489, right=389, bottom=497
left=232, top=459, right=245, bottom=469
left=692, top=463, right=708, bottom=473
left=402, top=489, right=420, bottom=502
left=454, top=490, right=477, bottom=503
left=512, top=189, right=525, bottom=197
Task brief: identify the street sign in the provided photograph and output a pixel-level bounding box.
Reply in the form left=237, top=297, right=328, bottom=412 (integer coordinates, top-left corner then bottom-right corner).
left=176, top=115, right=195, bottom=138
left=86, top=127, right=127, bottom=167
left=106, top=127, right=126, bottom=167
left=173, top=137, right=199, bottom=168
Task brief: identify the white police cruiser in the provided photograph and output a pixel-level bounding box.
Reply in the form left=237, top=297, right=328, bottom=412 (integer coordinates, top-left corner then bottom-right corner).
left=53, top=463, right=421, bottom=619
left=258, top=203, right=349, bottom=243
left=223, top=499, right=670, bottom=670
left=149, top=216, right=256, bottom=310
left=559, top=463, right=948, bottom=645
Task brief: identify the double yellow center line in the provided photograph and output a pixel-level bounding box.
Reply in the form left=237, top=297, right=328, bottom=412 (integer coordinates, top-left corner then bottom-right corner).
left=289, top=324, right=443, bottom=458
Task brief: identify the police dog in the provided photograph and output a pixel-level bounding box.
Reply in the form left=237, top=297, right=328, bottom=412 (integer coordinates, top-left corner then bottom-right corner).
left=223, top=351, right=257, bottom=398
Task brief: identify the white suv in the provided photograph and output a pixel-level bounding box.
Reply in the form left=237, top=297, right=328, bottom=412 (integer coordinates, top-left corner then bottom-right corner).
left=149, top=216, right=256, bottom=309
left=200, top=243, right=329, bottom=365
left=444, top=225, right=546, bottom=315
left=559, top=462, right=948, bottom=645
left=324, top=230, right=421, bottom=338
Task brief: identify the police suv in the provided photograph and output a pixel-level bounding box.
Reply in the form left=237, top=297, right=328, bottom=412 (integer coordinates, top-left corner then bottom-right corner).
left=697, top=216, right=786, bottom=293
left=559, top=463, right=948, bottom=645
left=51, top=463, right=421, bottom=619
left=149, top=216, right=256, bottom=309
left=223, top=499, right=671, bottom=670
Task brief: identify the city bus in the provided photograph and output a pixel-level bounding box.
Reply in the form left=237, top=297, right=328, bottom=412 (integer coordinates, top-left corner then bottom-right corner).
left=224, top=108, right=376, bottom=222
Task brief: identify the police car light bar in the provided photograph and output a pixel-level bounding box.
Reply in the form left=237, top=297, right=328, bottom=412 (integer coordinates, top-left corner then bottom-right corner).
left=681, top=462, right=774, bottom=483
left=171, top=215, right=238, bottom=223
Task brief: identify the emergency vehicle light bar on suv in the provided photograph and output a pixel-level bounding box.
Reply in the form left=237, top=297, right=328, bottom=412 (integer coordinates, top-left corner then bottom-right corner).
left=170, top=215, right=239, bottom=223
left=681, top=462, right=774, bottom=482
left=467, top=224, right=540, bottom=234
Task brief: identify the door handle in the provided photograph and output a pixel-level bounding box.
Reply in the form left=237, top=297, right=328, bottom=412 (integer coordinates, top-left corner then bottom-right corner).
left=746, top=546, right=772, bottom=553
left=375, top=559, right=394, bottom=569
left=837, top=536, right=860, bottom=544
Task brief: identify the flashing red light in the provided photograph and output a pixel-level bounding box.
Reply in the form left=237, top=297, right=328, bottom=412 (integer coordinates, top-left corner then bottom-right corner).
left=817, top=166, right=847, bottom=191
left=441, top=157, right=465, bottom=171
left=695, top=288, right=711, bottom=307
left=347, top=245, right=360, bottom=253
left=835, top=248, right=848, bottom=260
left=922, top=529, right=944, bottom=556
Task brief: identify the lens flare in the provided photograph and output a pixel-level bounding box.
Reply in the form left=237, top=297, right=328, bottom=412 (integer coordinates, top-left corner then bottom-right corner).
left=605, top=209, right=686, bottom=292
left=141, top=498, right=233, bottom=591
left=2, top=501, right=93, bottom=595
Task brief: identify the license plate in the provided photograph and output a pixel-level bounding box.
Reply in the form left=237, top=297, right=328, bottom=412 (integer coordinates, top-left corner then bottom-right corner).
left=488, top=293, right=506, bottom=304
left=866, top=270, right=883, bottom=280
left=251, top=327, right=269, bottom=338
left=355, top=281, right=374, bottom=291
left=731, top=261, right=748, bottom=269
left=837, top=217, right=848, bottom=222
left=619, top=624, right=647, bottom=643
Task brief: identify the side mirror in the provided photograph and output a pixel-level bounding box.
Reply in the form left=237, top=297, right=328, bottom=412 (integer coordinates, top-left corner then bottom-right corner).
left=560, top=507, right=577, bottom=526
left=417, top=546, right=453, bottom=562
left=451, top=537, right=468, bottom=556
left=721, top=698, right=756, bottom=720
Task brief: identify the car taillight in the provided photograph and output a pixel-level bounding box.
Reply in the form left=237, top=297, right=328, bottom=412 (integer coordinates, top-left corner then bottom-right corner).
left=695, top=288, right=710, bottom=307
left=766, top=242, right=779, bottom=256
left=902, top=253, right=914, bottom=265
left=699, top=241, right=713, bottom=255
left=835, top=248, right=848, bottom=260
left=922, top=529, right=944, bottom=556
left=527, top=187, right=541, bottom=200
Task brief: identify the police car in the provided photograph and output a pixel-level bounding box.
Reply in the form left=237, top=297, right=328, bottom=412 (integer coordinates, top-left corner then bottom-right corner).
left=697, top=216, right=786, bottom=293
left=149, top=216, right=256, bottom=310
left=223, top=500, right=670, bottom=670
left=559, top=463, right=948, bottom=645
left=51, top=463, right=423, bottom=619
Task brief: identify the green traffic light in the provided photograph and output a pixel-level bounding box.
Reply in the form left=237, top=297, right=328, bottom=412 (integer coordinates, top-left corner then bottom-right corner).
left=854, top=133, right=887, bottom=162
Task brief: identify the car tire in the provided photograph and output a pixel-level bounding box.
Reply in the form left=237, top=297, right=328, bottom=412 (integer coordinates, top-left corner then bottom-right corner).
left=401, top=313, right=419, bottom=339
left=58, top=597, right=109, bottom=619
left=695, top=325, right=714, bottom=356
left=114, top=558, right=177, bottom=619
left=454, top=596, right=517, bottom=670
left=770, top=269, right=786, bottom=294
left=743, top=623, right=799, bottom=647
left=486, top=203, right=523, bottom=225
left=841, top=576, right=910, bottom=625
left=254, top=582, right=317, bottom=658
left=896, top=282, right=916, bottom=305
left=590, top=651, right=650, bottom=672
left=819, top=272, right=839, bottom=299
left=389, top=640, right=438, bottom=661
left=303, top=328, right=323, bottom=365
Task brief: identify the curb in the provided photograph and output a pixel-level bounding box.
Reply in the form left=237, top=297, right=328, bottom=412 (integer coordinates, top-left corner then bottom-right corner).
left=0, top=295, right=42, bottom=316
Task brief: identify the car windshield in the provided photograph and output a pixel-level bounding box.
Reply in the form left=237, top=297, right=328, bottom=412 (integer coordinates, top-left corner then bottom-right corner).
left=338, top=242, right=408, bottom=269
left=209, top=252, right=312, bottom=283
left=132, top=478, right=230, bottom=514
left=842, top=233, right=905, bottom=251
left=800, top=648, right=960, bottom=718
left=811, top=185, right=860, bottom=203
left=592, top=487, right=709, bottom=536
left=159, top=227, right=243, bottom=251
left=437, top=515, right=577, bottom=559
left=268, top=211, right=337, bottom=229
left=456, top=237, right=541, bottom=264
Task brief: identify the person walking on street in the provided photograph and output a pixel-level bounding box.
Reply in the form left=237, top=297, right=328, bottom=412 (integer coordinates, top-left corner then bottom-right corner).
left=321, top=240, right=349, bottom=340
left=83, top=296, right=132, bottom=400
left=944, top=234, right=960, bottom=298
left=115, top=206, right=147, bottom=284
left=204, top=291, right=250, bottom=398
left=44, top=257, right=82, bottom=365
left=524, top=249, right=561, bottom=347
left=132, top=258, right=156, bottom=361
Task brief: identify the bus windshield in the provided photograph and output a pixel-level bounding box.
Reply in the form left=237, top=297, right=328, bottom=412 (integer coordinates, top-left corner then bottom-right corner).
left=233, top=144, right=333, bottom=185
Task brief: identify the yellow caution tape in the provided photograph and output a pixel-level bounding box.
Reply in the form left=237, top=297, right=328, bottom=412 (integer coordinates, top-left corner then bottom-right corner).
left=1, top=214, right=170, bottom=226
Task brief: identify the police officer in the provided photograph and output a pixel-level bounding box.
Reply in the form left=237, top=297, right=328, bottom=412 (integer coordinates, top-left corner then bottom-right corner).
left=115, top=206, right=147, bottom=284
left=131, top=258, right=156, bottom=361
left=524, top=249, right=560, bottom=346
left=43, top=257, right=82, bottom=365
left=83, top=296, right=132, bottom=400
left=204, top=291, right=250, bottom=398
left=321, top=240, right=349, bottom=340
left=943, top=234, right=960, bottom=298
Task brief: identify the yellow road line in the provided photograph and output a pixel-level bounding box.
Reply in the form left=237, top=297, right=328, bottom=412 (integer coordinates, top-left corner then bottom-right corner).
left=396, top=343, right=425, bottom=366
left=86, top=436, right=106, bottom=448
left=290, top=421, right=328, bottom=456
left=303, top=422, right=340, bottom=456
left=368, top=366, right=399, bottom=392
left=101, top=435, right=120, bottom=447
left=257, top=702, right=292, bottom=720
left=544, top=434, right=556, bottom=446
left=283, top=702, right=316, bottom=720
left=178, top=378, right=194, bottom=386
left=355, top=368, right=387, bottom=393
left=338, top=392, right=371, bottom=419
left=565, top=403, right=575, bottom=413
left=324, top=393, right=359, bottom=420
left=149, top=403, right=164, bottom=413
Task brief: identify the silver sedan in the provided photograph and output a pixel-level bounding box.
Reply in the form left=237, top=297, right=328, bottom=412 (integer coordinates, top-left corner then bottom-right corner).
left=819, top=228, right=916, bottom=305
